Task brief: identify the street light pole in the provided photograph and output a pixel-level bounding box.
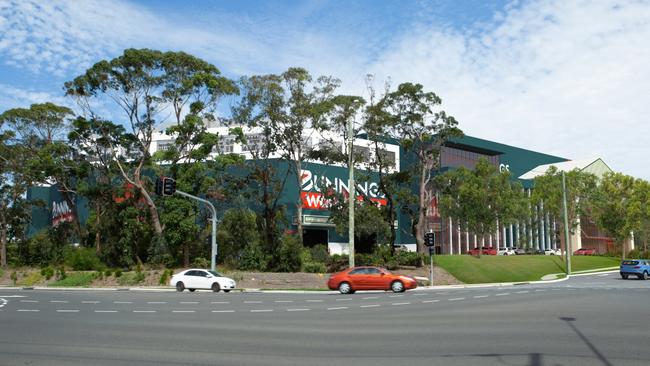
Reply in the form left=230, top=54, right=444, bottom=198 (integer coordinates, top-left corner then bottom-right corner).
left=561, top=171, right=572, bottom=275
left=348, top=117, right=355, bottom=268
left=175, top=190, right=218, bottom=271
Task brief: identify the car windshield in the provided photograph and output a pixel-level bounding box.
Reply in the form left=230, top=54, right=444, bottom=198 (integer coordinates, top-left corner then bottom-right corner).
left=208, top=271, right=223, bottom=277
left=621, top=261, right=638, bottom=265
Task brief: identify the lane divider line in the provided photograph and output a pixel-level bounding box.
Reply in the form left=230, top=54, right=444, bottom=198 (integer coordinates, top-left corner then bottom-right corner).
left=94, top=310, right=118, bottom=313
left=82, top=301, right=99, bottom=304
left=133, top=310, right=156, bottom=313
left=172, top=310, right=195, bottom=313
left=360, top=304, right=380, bottom=308
left=422, top=300, right=439, bottom=303
left=473, top=295, right=489, bottom=299
left=250, top=309, right=273, bottom=313
left=20, top=300, right=38, bottom=303
left=286, top=308, right=310, bottom=312
left=17, top=309, right=39, bottom=312
left=391, top=302, right=410, bottom=306
left=274, top=300, right=293, bottom=303
left=212, top=310, right=235, bottom=313
left=57, top=310, right=79, bottom=313
left=50, top=300, right=68, bottom=303
left=448, top=298, right=465, bottom=301
left=495, top=293, right=510, bottom=296
left=327, top=307, right=348, bottom=310
left=148, top=302, right=167, bottom=304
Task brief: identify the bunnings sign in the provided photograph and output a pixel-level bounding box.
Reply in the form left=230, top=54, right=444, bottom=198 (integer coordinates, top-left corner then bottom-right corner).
left=300, top=168, right=387, bottom=210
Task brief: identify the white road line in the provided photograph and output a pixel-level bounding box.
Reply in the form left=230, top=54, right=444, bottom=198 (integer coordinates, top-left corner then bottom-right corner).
left=360, top=304, right=381, bottom=308
left=473, top=295, right=489, bottom=299
left=244, top=301, right=262, bottom=304
left=82, top=301, right=99, bottom=304
left=20, top=300, right=38, bottom=303
left=172, top=310, right=196, bottom=313
left=211, top=301, right=230, bottom=304
left=327, top=307, right=348, bottom=310
left=422, top=300, right=440, bottom=303
left=94, top=310, right=118, bottom=313
left=515, top=291, right=529, bottom=294
left=389, top=295, right=404, bottom=298
left=57, top=310, right=79, bottom=313
left=113, top=301, right=133, bottom=304
left=305, top=300, right=323, bottom=303
left=598, top=274, right=610, bottom=277
left=413, top=293, right=427, bottom=296
left=336, top=298, right=352, bottom=301
left=274, top=300, right=293, bottom=303
left=392, top=302, right=410, bottom=306
left=17, top=309, right=39, bottom=312
left=448, top=298, right=465, bottom=301
left=495, top=293, right=510, bottom=296
left=50, top=300, right=68, bottom=303
left=147, top=302, right=167, bottom=304
left=286, top=308, right=310, bottom=312
left=362, top=297, right=379, bottom=300
left=180, top=301, right=199, bottom=304
left=250, top=309, right=273, bottom=313
left=535, top=289, right=546, bottom=292
left=211, top=310, right=235, bottom=313
left=133, top=310, right=156, bottom=313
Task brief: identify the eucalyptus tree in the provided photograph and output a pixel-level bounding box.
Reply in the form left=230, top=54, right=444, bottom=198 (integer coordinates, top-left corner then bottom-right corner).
left=383, top=83, right=462, bottom=254
left=65, top=48, right=237, bottom=238
left=628, top=178, right=650, bottom=253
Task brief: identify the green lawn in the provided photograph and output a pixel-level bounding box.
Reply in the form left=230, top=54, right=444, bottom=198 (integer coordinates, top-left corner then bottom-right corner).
left=49, top=273, right=97, bottom=287
left=434, top=255, right=620, bottom=284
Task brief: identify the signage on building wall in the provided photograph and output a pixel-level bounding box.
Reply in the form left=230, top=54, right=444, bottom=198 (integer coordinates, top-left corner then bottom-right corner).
left=499, top=163, right=510, bottom=172
left=51, top=201, right=74, bottom=227
left=300, top=169, right=387, bottom=210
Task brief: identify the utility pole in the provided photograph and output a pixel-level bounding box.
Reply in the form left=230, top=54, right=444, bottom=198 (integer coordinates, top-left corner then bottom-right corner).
left=347, top=116, right=355, bottom=268
left=176, top=190, right=218, bottom=272
left=562, top=171, right=572, bottom=275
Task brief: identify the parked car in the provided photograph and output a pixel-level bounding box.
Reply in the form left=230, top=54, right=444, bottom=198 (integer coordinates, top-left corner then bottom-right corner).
left=574, top=248, right=596, bottom=255
left=467, top=247, right=497, bottom=255
left=327, top=266, right=418, bottom=294
left=514, top=247, right=527, bottom=255
left=170, top=269, right=236, bottom=292
left=620, top=259, right=650, bottom=280
left=497, top=247, right=516, bottom=256
left=544, top=248, right=562, bottom=256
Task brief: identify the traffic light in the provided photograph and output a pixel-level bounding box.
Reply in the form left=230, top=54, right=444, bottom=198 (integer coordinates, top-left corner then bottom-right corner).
left=163, top=177, right=176, bottom=196
left=155, top=177, right=163, bottom=196
left=424, top=232, right=435, bottom=247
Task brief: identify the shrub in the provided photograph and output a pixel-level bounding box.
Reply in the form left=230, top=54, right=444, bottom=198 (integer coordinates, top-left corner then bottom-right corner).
left=327, top=254, right=349, bottom=273
left=56, top=266, right=66, bottom=280
left=65, top=247, right=105, bottom=271
left=239, top=243, right=269, bottom=271
left=117, top=272, right=145, bottom=286
left=50, top=273, right=96, bottom=287
left=192, top=257, right=210, bottom=269
left=40, top=267, right=55, bottom=280
left=385, top=260, right=399, bottom=270
left=10, top=271, right=18, bottom=285
left=19, top=272, right=42, bottom=286
left=627, top=249, right=649, bottom=259
left=395, top=251, right=425, bottom=267
left=114, top=269, right=122, bottom=278
left=104, top=269, right=113, bottom=277
left=276, top=234, right=302, bottom=272
left=303, top=262, right=327, bottom=273
left=159, top=269, right=174, bottom=285
left=309, top=244, right=329, bottom=263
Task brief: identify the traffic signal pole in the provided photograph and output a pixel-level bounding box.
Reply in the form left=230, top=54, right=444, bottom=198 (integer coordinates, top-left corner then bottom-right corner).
left=175, top=190, right=218, bottom=272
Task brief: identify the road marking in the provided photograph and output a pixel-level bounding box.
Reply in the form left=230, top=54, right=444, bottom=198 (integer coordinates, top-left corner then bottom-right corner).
left=0, top=295, right=25, bottom=298
left=305, top=300, right=323, bottom=303
left=413, top=293, right=427, bottom=296
left=20, top=300, right=39, bottom=303
left=473, top=295, right=489, bottom=299
left=598, top=274, right=610, bottom=277
left=17, top=309, right=39, bottom=312
left=448, top=298, right=465, bottom=301
left=211, top=301, right=230, bottom=304
left=57, top=310, right=79, bottom=313
left=50, top=300, right=68, bottom=303
left=389, top=295, right=404, bottom=298
left=362, top=297, right=379, bottom=300
left=274, top=300, right=293, bottom=303
left=422, top=300, right=440, bottom=303
left=391, top=302, right=410, bottom=306
left=535, top=289, right=546, bottom=292
left=336, top=298, right=352, bottom=301
left=82, top=301, right=99, bottom=304
left=94, top=310, right=118, bottom=313
left=180, top=301, right=199, bottom=304
left=495, top=293, right=510, bottom=296
left=133, top=310, right=156, bottom=313
left=147, top=302, right=167, bottom=304
left=172, top=310, right=196, bottom=313
left=244, top=301, right=262, bottom=304
left=287, top=308, right=310, bottom=312
left=250, top=309, right=273, bottom=313
left=113, top=301, right=133, bottom=304
left=515, top=291, right=529, bottom=294
left=360, top=304, right=381, bottom=308
left=212, top=310, right=235, bottom=313
left=0, top=298, right=6, bottom=309
left=327, top=307, right=348, bottom=310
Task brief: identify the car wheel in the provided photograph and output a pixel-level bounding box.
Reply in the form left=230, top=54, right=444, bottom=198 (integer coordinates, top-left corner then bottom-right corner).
left=391, top=280, right=405, bottom=293
left=211, top=282, right=221, bottom=292
left=621, top=274, right=628, bottom=279
left=223, top=290, right=231, bottom=293
left=175, top=281, right=185, bottom=292
left=189, top=289, right=196, bottom=292
left=338, top=282, right=352, bottom=294
left=644, top=271, right=649, bottom=280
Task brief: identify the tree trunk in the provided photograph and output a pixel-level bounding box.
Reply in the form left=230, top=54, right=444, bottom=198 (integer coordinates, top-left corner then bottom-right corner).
left=294, top=160, right=303, bottom=245
left=415, top=163, right=427, bottom=254
left=138, top=185, right=163, bottom=235
left=95, top=202, right=101, bottom=255
left=0, top=214, right=7, bottom=268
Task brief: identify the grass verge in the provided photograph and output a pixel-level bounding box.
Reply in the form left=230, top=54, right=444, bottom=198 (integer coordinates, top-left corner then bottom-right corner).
left=434, top=255, right=620, bottom=284
left=49, top=273, right=97, bottom=287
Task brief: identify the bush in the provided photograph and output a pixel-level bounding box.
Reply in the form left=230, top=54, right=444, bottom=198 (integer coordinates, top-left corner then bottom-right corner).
left=303, top=262, right=327, bottom=273
left=64, top=247, right=105, bottom=271
left=19, top=272, right=42, bottom=286
left=56, top=266, right=66, bottom=280
left=114, top=269, right=122, bottom=278
left=327, top=254, right=349, bottom=273
left=394, top=251, right=425, bottom=267
left=309, top=244, right=329, bottom=263
left=10, top=271, right=17, bottom=285
left=50, top=273, right=97, bottom=287
left=159, top=269, right=174, bottom=285
left=40, top=266, right=55, bottom=280
left=192, top=257, right=210, bottom=269
left=276, top=234, right=302, bottom=272
left=239, top=243, right=269, bottom=271
left=117, top=271, right=146, bottom=286
left=104, top=269, right=113, bottom=277
left=626, top=249, right=649, bottom=259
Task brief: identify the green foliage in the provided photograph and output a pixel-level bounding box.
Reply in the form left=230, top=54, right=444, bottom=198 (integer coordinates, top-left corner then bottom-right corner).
left=309, top=245, right=330, bottom=263
left=117, top=272, right=146, bottom=286
left=40, top=266, right=55, bottom=280
left=276, top=234, right=302, bottom=272
left=159, top=269, right=174, bottom=285
left=64, top=247, right=105, bottom=271
left=626, top=249, right=650, bottom=259
left=104, top=269, right=112, bottom=277
left=192, top=257, right=210, bottom=268
left=326, top=254, right=349, bottom=272
left=239, top=242, right=269, bottom=271
left=50, top=272, right=97, bottom=287
left=10, top=271, right=17, bottom=285
left=303, top=262, right=327, bottom=273
left=56, top=266, right=66, bottom=280
left=216, top=208, right=262, bottom=267
left=18, top=272, right=42, bottom=286
left=114, top=269, right=122, bottom=278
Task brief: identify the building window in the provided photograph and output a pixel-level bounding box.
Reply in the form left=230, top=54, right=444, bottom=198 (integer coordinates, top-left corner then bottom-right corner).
left=440, top=146, right=499, bottom=169
left=157, top=140, right=174, bottom=152
left=377, top=149, right=396, bottom=167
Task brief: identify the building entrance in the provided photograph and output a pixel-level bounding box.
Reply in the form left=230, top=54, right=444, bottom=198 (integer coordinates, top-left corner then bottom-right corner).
left=303, top=228, right=328, bottom=248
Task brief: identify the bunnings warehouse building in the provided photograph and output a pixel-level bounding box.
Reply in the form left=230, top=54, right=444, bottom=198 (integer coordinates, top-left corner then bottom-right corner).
left=28, top=128, right=626, bottom=255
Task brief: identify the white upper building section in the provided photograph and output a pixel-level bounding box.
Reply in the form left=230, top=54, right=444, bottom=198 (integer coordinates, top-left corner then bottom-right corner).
left=519, top=158, right=613, bottom=180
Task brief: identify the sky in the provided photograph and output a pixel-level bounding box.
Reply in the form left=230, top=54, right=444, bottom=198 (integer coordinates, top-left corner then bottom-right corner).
left=0, top=0, right=649, bottom=179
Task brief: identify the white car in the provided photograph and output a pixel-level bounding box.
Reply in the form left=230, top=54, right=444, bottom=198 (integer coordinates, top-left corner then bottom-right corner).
left=170, top=269, right=236, bottom=293
left=497, top=247, right=516, bottom=256
left=544, top=249, right=562, bottom=256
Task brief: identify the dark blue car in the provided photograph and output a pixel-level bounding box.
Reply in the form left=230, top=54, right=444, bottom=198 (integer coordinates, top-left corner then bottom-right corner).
left=620, top=259, right=650, bottom=280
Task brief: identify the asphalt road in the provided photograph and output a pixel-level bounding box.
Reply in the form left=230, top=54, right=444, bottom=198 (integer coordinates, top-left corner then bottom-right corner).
left=1, top=272, right=649, bottom=366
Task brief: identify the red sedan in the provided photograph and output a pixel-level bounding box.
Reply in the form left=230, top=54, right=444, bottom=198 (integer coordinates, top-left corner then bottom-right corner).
left=327, top=266, right=418, bottom=294
left=574, top=247, right=596, bottom=255
left=467, top=247, right=497, bottom=255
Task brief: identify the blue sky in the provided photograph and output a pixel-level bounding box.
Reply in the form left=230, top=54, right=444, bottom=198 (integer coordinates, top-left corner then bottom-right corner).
left=1, top=0, right=649, bottom=179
